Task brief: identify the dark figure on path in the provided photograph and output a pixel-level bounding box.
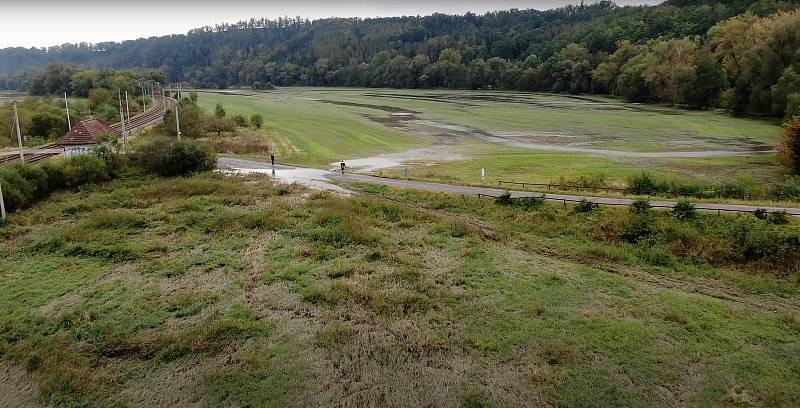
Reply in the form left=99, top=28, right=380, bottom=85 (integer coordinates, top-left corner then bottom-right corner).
left=340, top=161, right=346, bottom=174
left=271, top=154, right=275, bottom=166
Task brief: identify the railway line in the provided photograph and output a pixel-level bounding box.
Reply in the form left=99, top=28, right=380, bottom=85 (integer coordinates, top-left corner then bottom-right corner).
left=0, top=96, right=176, bottom=166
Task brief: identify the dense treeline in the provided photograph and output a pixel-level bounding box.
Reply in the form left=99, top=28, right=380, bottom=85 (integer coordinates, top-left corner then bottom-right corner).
left=0, top=66, right=159, bottom=147
left=3, top=1, right=800, bottom=116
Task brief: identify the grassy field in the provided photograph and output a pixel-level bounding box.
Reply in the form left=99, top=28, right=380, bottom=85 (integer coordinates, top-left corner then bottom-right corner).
left=195, top=90, right=428, bottom=167
left=1, top=172, right=799, bottom=407
left=195, top=88, right=788, bottom=185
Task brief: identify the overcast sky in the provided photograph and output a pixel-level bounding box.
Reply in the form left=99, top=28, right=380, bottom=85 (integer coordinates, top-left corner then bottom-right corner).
left=0, top=0, right=663, bottom=49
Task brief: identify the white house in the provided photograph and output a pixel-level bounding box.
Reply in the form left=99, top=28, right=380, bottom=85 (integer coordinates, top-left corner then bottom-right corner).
left=57, top=119, right=120, bottom=158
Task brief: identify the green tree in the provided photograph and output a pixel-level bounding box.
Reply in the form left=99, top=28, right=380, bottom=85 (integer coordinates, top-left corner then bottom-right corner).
left=214, top=103, right=226, bottom=118
left=593, top=41, right=641, bottom=96
left=683, top=52, right=727, bottom=109
left=30, top=112, right=67, bottom=138
left=644, top=38, right=699, bottom=106
left=779, top=115, right=800, bottom=175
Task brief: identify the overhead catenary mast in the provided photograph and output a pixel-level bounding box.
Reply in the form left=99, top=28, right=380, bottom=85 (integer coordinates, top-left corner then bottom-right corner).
left=140, top=82, right=147, bottom=111
left=118, top=89, right=127, bottom=149
left=124, top=91, right=131, bottom=152
left=64, top=92, right=71, bottom=130
left=12, top=102, right=24, bottom=163
left=125, top=91, right=131, bottom=125
left=175, top=83, right=182, bottom=139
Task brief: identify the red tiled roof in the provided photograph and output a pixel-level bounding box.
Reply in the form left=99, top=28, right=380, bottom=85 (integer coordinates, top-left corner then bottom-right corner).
left=57, top=119, right=120, bottom=146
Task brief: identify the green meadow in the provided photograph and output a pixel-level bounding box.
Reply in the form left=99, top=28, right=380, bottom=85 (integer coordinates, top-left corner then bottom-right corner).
left=1, top=173, right=798, bottom=406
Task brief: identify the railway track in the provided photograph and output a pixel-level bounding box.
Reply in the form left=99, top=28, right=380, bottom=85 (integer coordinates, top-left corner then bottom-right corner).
left=1, top=96, right=176, bottom=166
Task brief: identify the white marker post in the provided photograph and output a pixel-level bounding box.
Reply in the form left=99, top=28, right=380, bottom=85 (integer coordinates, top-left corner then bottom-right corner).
left=64, top=92, right=71, bottom=130
left=481, top=168, right=486, bottom=182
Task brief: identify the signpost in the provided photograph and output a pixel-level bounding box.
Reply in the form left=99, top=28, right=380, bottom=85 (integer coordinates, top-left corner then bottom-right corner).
left=64, top=93, right=71, bottom=130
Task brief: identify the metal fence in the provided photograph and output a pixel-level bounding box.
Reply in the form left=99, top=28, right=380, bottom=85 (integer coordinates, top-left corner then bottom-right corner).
left=496, top=180, right=774, bottom=201
left=475, top=192, right=795, bottom=216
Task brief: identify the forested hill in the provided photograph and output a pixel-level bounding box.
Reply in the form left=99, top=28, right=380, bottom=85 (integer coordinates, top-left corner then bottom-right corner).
left=2, top=0, right=800, bottom=117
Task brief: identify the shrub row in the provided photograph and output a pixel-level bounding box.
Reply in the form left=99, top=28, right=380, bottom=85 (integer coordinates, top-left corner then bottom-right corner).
left=626, top=172, right=800, bottom=201
left=0, top=138, right=217, bottom=214
left=131, top=137, right=217, bottom=177
left=0, top=155, right=113, bottom=212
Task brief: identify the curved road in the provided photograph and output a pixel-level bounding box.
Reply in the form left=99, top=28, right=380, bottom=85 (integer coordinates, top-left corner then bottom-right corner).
left=220, top=157, right=800, bottom=216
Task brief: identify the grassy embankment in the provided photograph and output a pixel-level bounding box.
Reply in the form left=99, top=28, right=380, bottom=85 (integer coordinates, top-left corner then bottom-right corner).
left=195, top=88, right=787, bottom=185
left=1, top=171, right=799, bottom=407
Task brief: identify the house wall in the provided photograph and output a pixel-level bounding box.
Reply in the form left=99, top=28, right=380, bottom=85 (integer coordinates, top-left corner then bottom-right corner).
left=63, top=145, right=94, bottom=159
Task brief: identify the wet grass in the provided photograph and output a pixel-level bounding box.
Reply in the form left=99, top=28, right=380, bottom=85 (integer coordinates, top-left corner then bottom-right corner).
left=1, top=173, right=799, bottom=406
left=195, top=88, right=787, bottom=185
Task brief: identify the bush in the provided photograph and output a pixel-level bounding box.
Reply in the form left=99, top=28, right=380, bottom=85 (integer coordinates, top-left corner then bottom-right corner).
left=768, top=211, right=790, bottom=225
left=231, top=114, right=248, bottom=127
left=62, top=155, right=112, bottom=187
left=495, top=192, right=513, bottom=206
left=626, top=172, right=660, bottom=195
left=772, top=176, right=800, bottom=200
left=630, top=199, right=651, bottom=215
left=622, top=213, right=654, bottom=243
left=133, top=137, right=217, bottom=177
left=572, top=199, right=600, bottom=214
left=250, top=114, right=264, bottom=128
left=205, top=117, right=236, bottom=136
left=672, top=201, right=697, bottom=220
left=0, top=155, right=114, bottom=212
left=724, top=216, right=780, bottom=262
left=514, top=196, right=546, bottom=211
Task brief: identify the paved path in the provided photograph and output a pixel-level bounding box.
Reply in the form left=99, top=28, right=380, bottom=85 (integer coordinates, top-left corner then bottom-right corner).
left=327, top=173, right=800, bottom=215
left=221, top=157, right=800, bottom=216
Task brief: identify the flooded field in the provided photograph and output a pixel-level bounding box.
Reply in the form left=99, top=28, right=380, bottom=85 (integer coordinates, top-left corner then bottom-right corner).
left=196, top=88, right=787, bottom=185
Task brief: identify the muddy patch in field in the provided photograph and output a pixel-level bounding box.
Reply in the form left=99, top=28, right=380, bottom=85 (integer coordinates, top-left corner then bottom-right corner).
left=317, top=99, right=420, bottom=114
left=335, top=146, right=464, bottom=173
left=360, top=110, right=777, bottom=158
left=361, top=91, right=689, bottom=115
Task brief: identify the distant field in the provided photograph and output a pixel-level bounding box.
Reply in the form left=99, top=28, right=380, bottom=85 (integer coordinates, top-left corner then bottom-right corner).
left=196, top=88, right=787, bottom=184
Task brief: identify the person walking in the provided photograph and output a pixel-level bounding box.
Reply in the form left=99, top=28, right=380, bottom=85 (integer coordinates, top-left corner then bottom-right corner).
left=340, top=160, right=346, bottom=174
left=271, top=153, right=275, bottom=166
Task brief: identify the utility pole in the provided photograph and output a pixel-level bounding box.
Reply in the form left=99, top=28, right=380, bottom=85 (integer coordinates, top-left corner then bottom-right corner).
left=12, top=102, right=24, bottom=163
left=175, top=85, right=182, bottom=140
left=64, top=92, right=71, bottom=130
left=118, top=89, right=127, bottom=150
left=140, top=82, right=147, bottom=112
left=124, top=91, right=131, bottom=152
left=125, top=91, right=131, bottom=124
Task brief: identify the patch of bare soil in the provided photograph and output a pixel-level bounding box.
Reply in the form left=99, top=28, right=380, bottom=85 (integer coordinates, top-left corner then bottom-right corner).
left=120, top=355, right=227, bottom=407
left=0, top=360, right=46, bottom=408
